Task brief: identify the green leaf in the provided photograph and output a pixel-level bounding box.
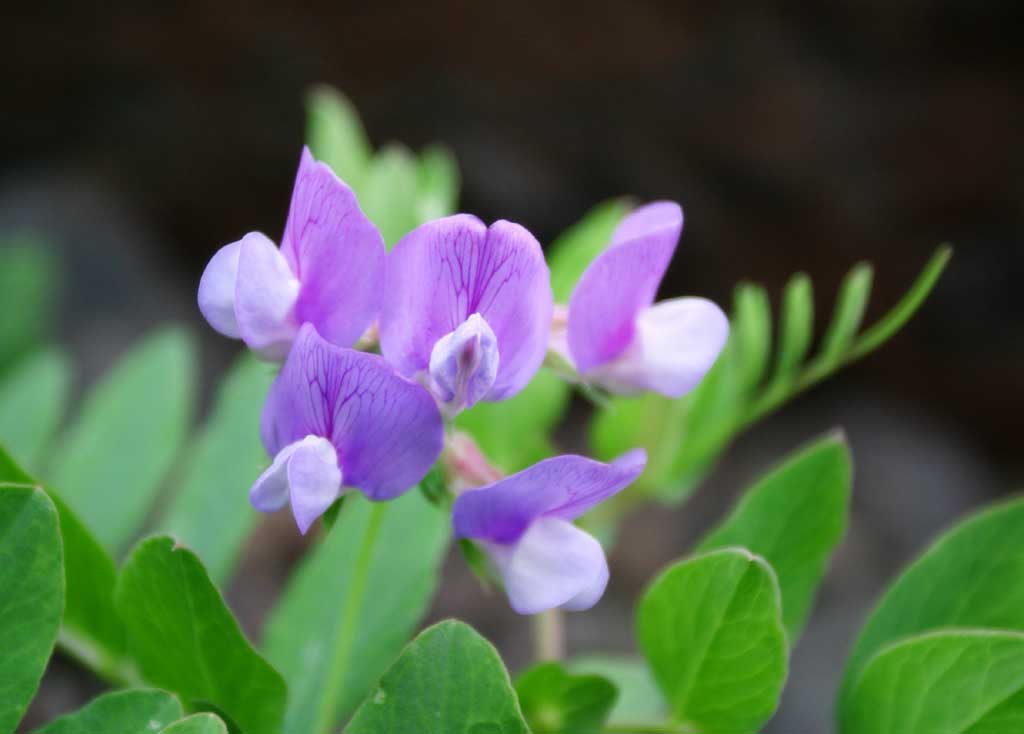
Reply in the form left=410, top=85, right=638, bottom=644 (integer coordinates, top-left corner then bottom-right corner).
left=0, top=484, right=63, bottom=734
left=842, top=630, right=1024, bottom=734
left=159, top=713, right=229, bottom=734
left=769, top=273, right=814, bottom=386
left=34, top=689, right=183, bottom=734
left=568, top=655, right=665, bottom=725
left=839, top=496, right=1024, bottom=717
left=115, top=536, right=286, bottom=734
left=345, top=620, right=529, bottom=734
left=0, top=237, right=56, bottom=370
left=637, top=548, right=788, bottom=734
left=547, top=199, right=631, bottom=302
left=818, top=263, right=873, bottom=365
left=697, top=431, right=851, bottom=640
left=515, top=661, right=616, bottom=734
left=361, top=144, right=420, bottom=249
left=732, top=283, right=773, bottom=392
left=264, top=491, right=449, bottom=734
left=306, top=85, right=372, bottom=190
left=456, top=369, right=570, bottom=473
left=160, top=354, right=273, bottom=583
left=416, top=144, right=460, bottom=222
left=0, top=347, right=72, bottom=472
left=52, top=327, right=196, bottom=553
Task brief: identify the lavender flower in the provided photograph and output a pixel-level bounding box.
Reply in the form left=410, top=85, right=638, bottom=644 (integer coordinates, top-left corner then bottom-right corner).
left=198, top=147, right=385, bottom=359
left=379, top=214, right=552, bottom=418
left=452, top=449, right=646, bottom=614
left=251, top=324, right=443, bottom=533
left=557, top=201, right=729, bottom=397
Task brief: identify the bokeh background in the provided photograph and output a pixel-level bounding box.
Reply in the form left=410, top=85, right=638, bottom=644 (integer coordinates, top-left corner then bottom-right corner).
left=3, top=2, right=1022, bottom=731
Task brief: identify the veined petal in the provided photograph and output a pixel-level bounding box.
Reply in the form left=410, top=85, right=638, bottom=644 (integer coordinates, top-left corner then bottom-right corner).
left=261, top=324, right=444, bottom=501
left=235, top=232, right=300, bottom=360
left=249, top=435, right=343, bottom=534
left=380, top=215, right=552, bottom=400
left=567, top=201, right=682, bottom=373
left=487, top=517, right=609, bottom=615
left=587, top=297, right=729, bottom=398
left=281, top=147, right=386, bottom=348
left=451, top=450, right=646, bottom=544
left=197, top=240, right=242, bottom=338
left=428, top=312, right=499, bottom=417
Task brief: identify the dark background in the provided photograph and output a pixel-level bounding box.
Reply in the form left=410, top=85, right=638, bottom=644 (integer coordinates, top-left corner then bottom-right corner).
left=4, top=2, right=1022, bottom=731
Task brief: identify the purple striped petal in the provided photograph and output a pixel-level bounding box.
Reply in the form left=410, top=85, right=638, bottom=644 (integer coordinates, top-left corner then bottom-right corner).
left=567, top=201, right=682, bottom=373
left=451, top=449, right=646, bottom=544
left=380, top=215, right=552, bottom=401
left=261, top=324, right=443, bottom=501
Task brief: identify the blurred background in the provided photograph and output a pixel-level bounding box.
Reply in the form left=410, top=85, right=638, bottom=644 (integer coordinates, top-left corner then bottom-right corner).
left=3, top=2, right=1022, bottom=731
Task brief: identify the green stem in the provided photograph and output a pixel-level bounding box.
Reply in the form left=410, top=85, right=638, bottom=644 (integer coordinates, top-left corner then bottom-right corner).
left=532, top=608, right=565, bottom=661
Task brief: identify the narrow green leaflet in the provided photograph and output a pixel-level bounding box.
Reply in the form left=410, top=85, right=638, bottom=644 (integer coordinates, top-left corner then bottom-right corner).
left=637, top=548, right=788, bottom=734
left=264, top=491, right=449, bottom=734
left=345, top=620, right=529, bottom=734
left=0, top=484, right=63, bottom=734
left=0, top=347, right=71, bottom=472
left=0, top=238, right=55, bottom=370
left=34, top=689, right=183, bottom=734
left=697, top=432, right=852, bottom=640
left=160, top=354, right=272, bottom=583
left=842, top=630, right=1024, bottom=734
left=839, top=496, right=1024, bottom=716
left=159, top=713, right=229, bottom=734
left=115, top=536, right=286, bottom=734
left=547, top=199, right=631, bottom=302
left=818, top=263, right=872, bottom=365
left=568, top=656, right=665, bottom=726
left=52, top=327, right=196, bottom=553
left=769, top=273, right=813, bottom=387
left=306, top=85, right=372, bottom=190
left=515, top=661, right=616, bottom=734
left=361, top=144, right=420, bottom=249
left=732, top=283, right=773, bottom=392
left=416, top=144, right=460, bottom=222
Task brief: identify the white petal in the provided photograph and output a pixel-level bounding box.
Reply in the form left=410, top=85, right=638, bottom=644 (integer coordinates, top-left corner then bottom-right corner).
left=197, top=240, right=243, bottom=338
left=428, top=312, right=499, bottom=418
left=249, top=435, right=342, bottom=534
left=234, top=232, right=301, bottom=360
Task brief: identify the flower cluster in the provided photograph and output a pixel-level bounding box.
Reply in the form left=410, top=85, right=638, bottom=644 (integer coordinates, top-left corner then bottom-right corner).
left=198, top=148, right=728, bottom=613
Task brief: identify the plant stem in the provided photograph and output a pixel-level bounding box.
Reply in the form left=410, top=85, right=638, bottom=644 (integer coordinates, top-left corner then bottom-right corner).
left=532, top=608, right=566, bottom=661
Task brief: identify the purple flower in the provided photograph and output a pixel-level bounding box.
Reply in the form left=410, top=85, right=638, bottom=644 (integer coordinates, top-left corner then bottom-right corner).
left=452, top=449, right=647, bottom=614
left=379, top=214, right=552, bottom=418
left=251, top=324, right=443, bottom=533
left=560, top=201, right=729, bottom=397
left=198, top=147, right=385, bottom=359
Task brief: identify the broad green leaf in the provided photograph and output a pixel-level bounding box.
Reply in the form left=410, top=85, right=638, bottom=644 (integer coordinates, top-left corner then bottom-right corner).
left=34, top=689, right=183, bottom=734
left=839, top=496, right=1024, bottom=716
left=264, top=491, right=449, bottom=734
left=818, top=263, right=872, bottom=365
left=842, top=630, right=1024, bottom=734
left=697, top=431, right=851, bottom=640
left=547, top=199, right=631, bottom=302
left=115, top=536, right=286, bottom=734
left=0, top=484, right=62, bottom=734
left=637, top=548, right=787, bottom=734
left=52, top=327, right=196, bottom=553
left=306, top=85, right=372, bottom=190
left=361, top=144, right=419, bottom=249
left=159, top=713, right=229, bottom=734
left=456, top=369, right=570, bottom=473
left=0, top=238, right=56, bottom=370
left=770, top=273, right=813, bottom=385
left=0, top=347, right=71, bottom=472
left=568, top=656, right=665, bottom=725
left=160, top=354, right=272, bottom=583
left=416, top=144, right=460, bottom=222
left=345, top=620, right=529, bottom=734
left=515, top=661, right=616, bottom=734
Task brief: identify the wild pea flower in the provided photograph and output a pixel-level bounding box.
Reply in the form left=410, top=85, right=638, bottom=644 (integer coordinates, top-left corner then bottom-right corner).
left=251, top=324, right=443, bottom=533
left=379, top=215, right=552, bottom=418
left=452, top=449, right=647, bottom=614
left=557, top=201, right=729, bottom=397
left=198, top=147, right=385, bottom=359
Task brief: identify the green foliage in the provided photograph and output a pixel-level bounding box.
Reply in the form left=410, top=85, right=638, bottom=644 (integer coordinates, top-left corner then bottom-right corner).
left=842, top=630, right=1024, bottom=734
left=160, top=354, right=273, bottom=583
left=0, top=237, right=56, bottom=371
left=0, top=484, right=62, bottom=734
left=52, top=327, right=196, bottom=553
left=637, top=548, right=788, bottom=734
left=515, top=661, right=617, bottom=734
left=158, top=713, right=229, bottom=734
left=33, top=689, right=183, bottom=734
left=345, top=620, right=529, bottom=734
left=0, top=347, right=71, bottom=472
left=306, top=85, right=373, bottom=191
left=839, top=496, right=1024, bottom=717
left=361, top=144, right=420, bottom=249
left=697, top=431, right=852, bottom=640
left=264, top=491, right=449, bottom=734
left=547, top=199, right=632, bottom=302
left=568, top=656, right=665, bottom=726
left=115, top=536, right=286, bottom=734
left=416, top=144, right=460, bottom=223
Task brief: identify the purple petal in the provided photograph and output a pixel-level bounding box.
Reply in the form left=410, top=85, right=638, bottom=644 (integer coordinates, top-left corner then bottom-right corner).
left=567, top=201, right=682, bottom=373
left=488, top=517, right=609, bottom=614
left=235, top=232, right=300, bottom=360
left=428, top=312, right=499, bottom=417
left=280, top=147, right=386, bottom=348
left=286, top=436, right=344, bottom=534
left=261, top=324, right=444, bottom=501
left=197, top=240, right=242, bottom=338
left=452, top=449, right=647, bottom=544
left=380, top=215, right=552, bottom=400
left=587, top=297, right=729, bottom=398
